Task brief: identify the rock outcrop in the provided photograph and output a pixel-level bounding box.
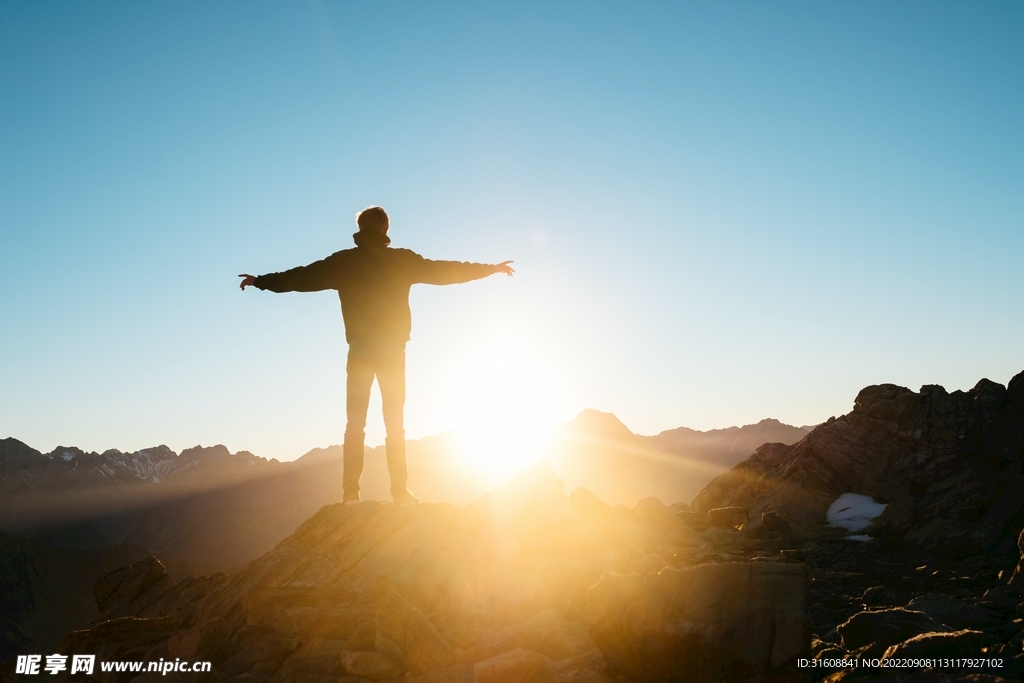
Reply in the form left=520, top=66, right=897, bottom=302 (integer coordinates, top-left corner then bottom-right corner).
left=586, top=561, right=808, bottom=681
left=693, top=371, right=1024, bottom=555
left=686, top=370, right=1024, bottom=681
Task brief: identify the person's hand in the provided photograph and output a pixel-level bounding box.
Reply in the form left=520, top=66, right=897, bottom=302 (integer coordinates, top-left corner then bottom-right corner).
left=492, top=261, right=515, bottom=276
left=238, top=274, right=256, bottom=290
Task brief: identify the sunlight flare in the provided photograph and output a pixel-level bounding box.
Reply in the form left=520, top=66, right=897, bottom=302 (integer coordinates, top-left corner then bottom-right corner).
left=442, top=342, right=567, bottom=482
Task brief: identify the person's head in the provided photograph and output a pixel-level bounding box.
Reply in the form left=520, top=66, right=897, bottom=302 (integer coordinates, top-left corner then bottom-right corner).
left=353, top=206, right=391, bottom=248
left=356, top=206, right=389, bottom=235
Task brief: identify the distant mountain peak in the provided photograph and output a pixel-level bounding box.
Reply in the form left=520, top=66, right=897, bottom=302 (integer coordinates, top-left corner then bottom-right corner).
left=563, top=409, right=636, bottom=441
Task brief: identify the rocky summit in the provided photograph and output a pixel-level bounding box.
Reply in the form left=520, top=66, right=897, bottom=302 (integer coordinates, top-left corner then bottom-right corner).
left=14, top=463, right=814, bottom=683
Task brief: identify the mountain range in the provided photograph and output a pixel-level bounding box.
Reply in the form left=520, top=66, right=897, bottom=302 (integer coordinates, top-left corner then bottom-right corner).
left=15, top=370, right=1023, bottom=682
left=0, top=412, right=807, bottom=652
left=1, top=412, right=807, bottom=572
left=4, top=374, right=1023, bottom=680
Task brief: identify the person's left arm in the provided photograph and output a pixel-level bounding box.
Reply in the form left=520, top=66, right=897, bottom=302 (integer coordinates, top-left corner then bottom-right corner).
left=413, top=256, right=514, bottom=285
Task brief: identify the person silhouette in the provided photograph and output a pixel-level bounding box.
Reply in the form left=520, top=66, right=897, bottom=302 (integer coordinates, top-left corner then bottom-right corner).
left=240, top=206, right=513, bottom=505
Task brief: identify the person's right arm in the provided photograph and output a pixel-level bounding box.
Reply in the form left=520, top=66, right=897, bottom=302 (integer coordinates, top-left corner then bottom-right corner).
left=240, top=253, right=343, bottom=292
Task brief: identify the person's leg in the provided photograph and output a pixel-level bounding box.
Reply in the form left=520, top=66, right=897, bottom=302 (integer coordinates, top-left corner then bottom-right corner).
left=377, top=345, right=409, bottom=497
left=343, top=345, right=375, bottom=500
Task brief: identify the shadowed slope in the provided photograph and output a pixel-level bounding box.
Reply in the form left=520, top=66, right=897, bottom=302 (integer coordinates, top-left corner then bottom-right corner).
left=693, top=370, right=1024, bottom=555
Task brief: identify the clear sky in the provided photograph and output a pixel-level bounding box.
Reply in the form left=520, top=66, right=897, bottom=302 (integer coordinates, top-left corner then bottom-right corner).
left=2, top=2, right=1022, bottom=461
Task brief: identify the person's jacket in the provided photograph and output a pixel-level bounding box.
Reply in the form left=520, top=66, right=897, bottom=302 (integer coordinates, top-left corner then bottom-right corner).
left=253, top=240, right=493, bottom=346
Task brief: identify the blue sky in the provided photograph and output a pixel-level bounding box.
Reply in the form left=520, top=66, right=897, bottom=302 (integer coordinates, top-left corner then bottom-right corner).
left=2, top=2, right=1022, bottom=459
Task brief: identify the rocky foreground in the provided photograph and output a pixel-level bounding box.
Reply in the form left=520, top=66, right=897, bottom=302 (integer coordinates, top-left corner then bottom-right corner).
left=6, top=464, right=808, bottom=683
left=5, top=370, right=1024, bottom=683
left=4, top=463, right=1019, bottom=683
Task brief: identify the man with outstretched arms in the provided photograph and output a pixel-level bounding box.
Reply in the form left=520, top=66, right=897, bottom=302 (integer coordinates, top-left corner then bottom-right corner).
left=240, top=206, right=513, bottom=505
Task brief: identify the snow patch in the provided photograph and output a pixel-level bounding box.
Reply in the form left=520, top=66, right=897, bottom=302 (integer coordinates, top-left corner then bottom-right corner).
left=827, top=493, right=887, bottom=532
left=62, top=451, right=75, bottom=461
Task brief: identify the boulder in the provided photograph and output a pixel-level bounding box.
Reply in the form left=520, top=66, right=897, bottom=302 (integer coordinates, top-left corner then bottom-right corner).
left=375, top=589, right=455, bottom=674
left=707, top=506, right=748, bottom=529
left=585, top=561, right=808, bottom=681
left=675, top=510, right=711, bottom=531
left=837, top=608, right=948, bottom=658
left=882, top=629, right=986, bottom=661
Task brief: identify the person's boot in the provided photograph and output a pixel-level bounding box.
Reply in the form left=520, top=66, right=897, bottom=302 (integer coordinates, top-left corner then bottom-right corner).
left=385, top=435, right=414, bottom=505
left=343, top=431, right=365, bottom=506
left=392, top=488, right=419, bottom=506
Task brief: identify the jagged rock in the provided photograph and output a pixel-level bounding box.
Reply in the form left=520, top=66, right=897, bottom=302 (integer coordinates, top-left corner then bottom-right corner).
left=882, top=629, right=986, bottom=661
left=375, top=589, right=454, bottom=673
left=707, top=506, right=747, bottom=529
left=57, top=615, right=178, bottom=662
left=837, top=608, right=948, bottom=657
left=693, top=371, right=1024, bottom=555
left=93, top=556, right=173, bottom=617
left=474, top=648, right=553, bottom=683
left=585, top=561, right=808, bottom=681
left=91, top=555, right=226, bottom=629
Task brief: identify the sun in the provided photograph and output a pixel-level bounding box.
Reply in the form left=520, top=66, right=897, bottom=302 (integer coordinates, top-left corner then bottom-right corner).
left=443, top=342, right=566, bottom=483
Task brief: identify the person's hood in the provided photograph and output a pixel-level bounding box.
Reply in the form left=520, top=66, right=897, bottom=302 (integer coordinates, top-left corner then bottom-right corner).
left=353, top=231, right=391, bottom=248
